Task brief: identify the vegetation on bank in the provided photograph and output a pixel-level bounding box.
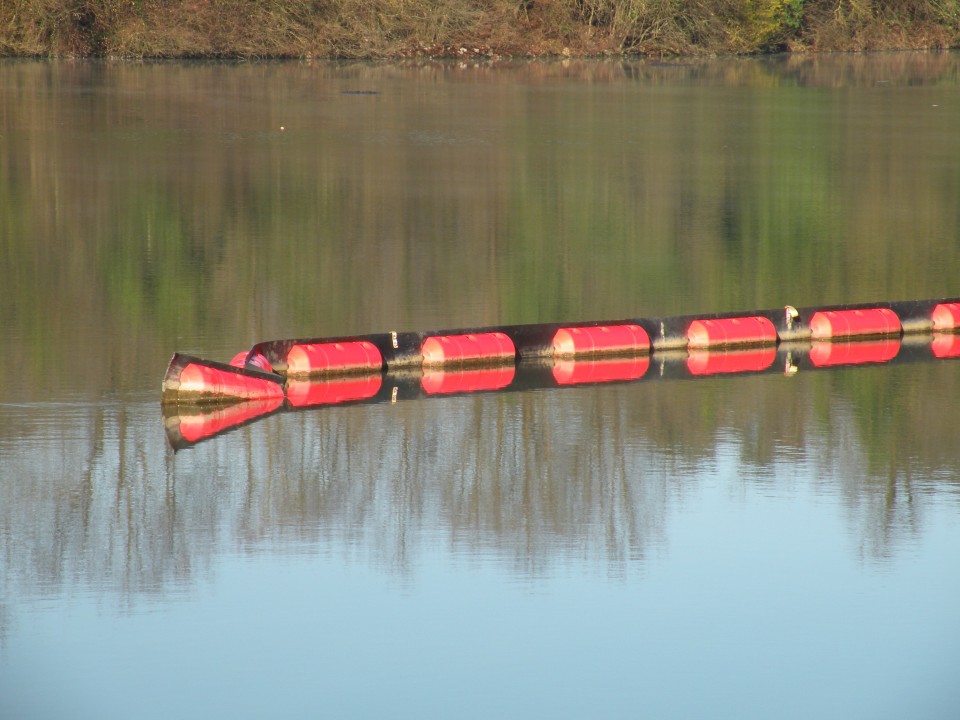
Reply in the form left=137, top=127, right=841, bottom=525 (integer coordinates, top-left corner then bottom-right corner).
left=1, top=0, right=958, bottom=59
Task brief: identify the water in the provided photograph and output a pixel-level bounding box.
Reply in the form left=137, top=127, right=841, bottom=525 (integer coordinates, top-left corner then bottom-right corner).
left=1, top=54, right=959, bottom=719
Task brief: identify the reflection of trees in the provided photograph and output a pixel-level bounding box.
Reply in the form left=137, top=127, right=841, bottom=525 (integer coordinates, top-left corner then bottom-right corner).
left=2, top=56, right=960, bottom=404
left=227, top=388, right=680, bottom=577
left=0, top=404, right=214, bottom=606
left=1, top=54, right=959, bottom=602
left=2, top=361, right=959, bottom=604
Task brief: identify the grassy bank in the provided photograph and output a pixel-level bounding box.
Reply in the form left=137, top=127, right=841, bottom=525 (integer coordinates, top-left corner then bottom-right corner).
left=1, top=0, right=958, bottom=59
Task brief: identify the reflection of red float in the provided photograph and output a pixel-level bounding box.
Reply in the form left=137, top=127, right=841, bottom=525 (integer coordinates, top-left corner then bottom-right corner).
left=552, top=325, right=650, bottom=357
left=176, top=397, right=284, bottom=443
left=421, top=333, right=515, bottom=366
left=285, top=375, right=382, bottom=407
left=176, top=361, right=285, bottom=402
left=932, top=303, right=960, bottom=331
left=931, top=333, right=960, bottom=359
left=809, top=308, right=901, bottom=339
left=686, top=347, right=776, bottom=376
left=809, top=339, right=900, bottom=367
left=686, top=316, right=777, bottom=348
left=286, top=341, right=382, bottom=377
left=421, top=366, right=515, bottom=394
left=552, top=356, right=650, bottom=385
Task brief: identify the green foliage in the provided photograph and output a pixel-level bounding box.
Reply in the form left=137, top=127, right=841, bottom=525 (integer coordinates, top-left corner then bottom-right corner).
left=749, top=0, right=807, bottom=48
left=1, top=0, right=958, bottom=57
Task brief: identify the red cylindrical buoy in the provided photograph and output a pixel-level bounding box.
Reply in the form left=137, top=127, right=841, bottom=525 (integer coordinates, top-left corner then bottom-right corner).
left=932, top=303, right=960, bottom=331
left=421, top=332, right=515, bottom=367
left=177, top=362, right=286, bottom=402
left=686, top=316, right=777, bottom=348
left=686, top=347, right=776, bottom=376
left=809, top=308, right=901, bottom=340
left=552, top=356, right=650, bottom=385
left=286, top=341, right=382, bottom=377
left=931, top=333, right=960, bottom=359
left=552, top=325, right=650, bottom=357
left=421, top=366, right=515, bottom=395
left=808, top=339, right=900, bottom=367
left=286, top=375, right=382, bottom=407
left=229, top=351, right=274, bottom=373
left=177, top=397, right=284, bottom=443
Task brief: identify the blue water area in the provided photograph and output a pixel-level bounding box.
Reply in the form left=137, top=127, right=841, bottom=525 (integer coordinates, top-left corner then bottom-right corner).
left=1, top=54, right=960, bottom=719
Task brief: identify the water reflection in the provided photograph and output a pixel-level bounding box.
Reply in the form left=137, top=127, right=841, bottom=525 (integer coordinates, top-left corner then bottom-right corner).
left=2, top=55, right=959, bottom=406
left=2, top=354, right=958, bottom=608
left=2, top=54, right=958, bottom=717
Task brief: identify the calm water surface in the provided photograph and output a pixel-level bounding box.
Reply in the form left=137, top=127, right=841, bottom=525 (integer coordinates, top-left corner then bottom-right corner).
left=1, top=54, right=959, bottom=719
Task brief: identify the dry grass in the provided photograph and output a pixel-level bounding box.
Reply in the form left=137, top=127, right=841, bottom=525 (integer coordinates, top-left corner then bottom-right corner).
left=1, top=0, right=958, bottom=58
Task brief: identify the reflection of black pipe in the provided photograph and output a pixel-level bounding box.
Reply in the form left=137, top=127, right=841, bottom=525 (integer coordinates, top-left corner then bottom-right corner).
left=162, top=333, right=959, bottom=450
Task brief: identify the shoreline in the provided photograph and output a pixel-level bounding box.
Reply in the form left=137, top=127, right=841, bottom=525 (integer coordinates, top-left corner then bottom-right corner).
left=2, top=1, right=958, bottom=61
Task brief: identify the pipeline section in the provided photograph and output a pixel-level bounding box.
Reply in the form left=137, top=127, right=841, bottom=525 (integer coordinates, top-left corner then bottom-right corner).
left=161, top=297, right=960, bottom=449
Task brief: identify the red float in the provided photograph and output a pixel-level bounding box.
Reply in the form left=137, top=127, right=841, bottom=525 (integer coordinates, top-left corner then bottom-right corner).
left=176, top=397, right=284, bottom=443
left=552, top=324, right=650, bottom=357
left=421, top=332, right=515, bottom=367
left=808, top=308, right=901, bottom=339
left=686, top=347, right=776, bottom=376
left=229, top=351, right=273, bottom=373
left=552, top=356, right=650, bottom=385
left=932, top=303, right=960, bottom=331
left=686, top=316, right=777, bottom=348
left=285, top=375, right=382, bottom=407
left=421, top=366, right=515, bottom=394
left=286, top=341, right=382, bottom=377
left=175, top=361, right=285, bottom=402
left=808, top=339, right=900, bottom=367
left=931, top=333, right=960, bottom=359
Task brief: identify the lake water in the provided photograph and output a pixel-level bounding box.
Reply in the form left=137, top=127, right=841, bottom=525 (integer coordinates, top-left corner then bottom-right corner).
left=1, top=54, right=959, bottom=719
